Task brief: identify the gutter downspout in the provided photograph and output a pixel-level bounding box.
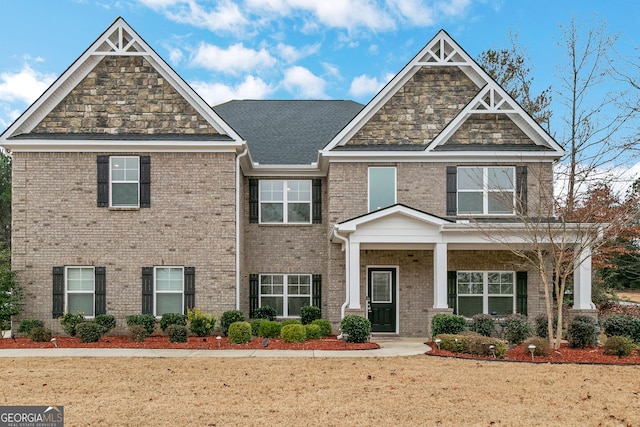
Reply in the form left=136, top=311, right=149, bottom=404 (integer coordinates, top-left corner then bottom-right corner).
left=332, top=227, right=350, bottom=320
left=235, top=144, right=249, bottom=310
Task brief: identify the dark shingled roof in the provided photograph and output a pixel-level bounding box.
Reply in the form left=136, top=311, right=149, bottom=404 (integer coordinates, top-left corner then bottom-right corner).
left=213, top=100, right=364, bottom=165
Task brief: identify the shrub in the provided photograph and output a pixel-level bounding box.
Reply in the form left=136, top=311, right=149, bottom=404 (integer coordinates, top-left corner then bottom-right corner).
left=128, top=324, right=148, bottom=342
left=281, top=324, right=307, bottom=343
left=160, top=313, right=187, bottom=332
left=470, top=314, right=495, bottom=337
left=522, top=337, right=550, bottom=357
left=250, top=318, right=265, bottom=336
left=311, top=319, right=332, bottom=337
left=305, top=323, right=322, bottom=340
left=59, top=312, right=85, bottom=337
left=300, top=306, right=321, bottom=325
left=94, top=314, right=116, bottom=334
left=76, top=322, right=104, bottom=343
left=252, top=306, right=277, bottom=321
left=258, top=320, right=282, bottom=338
left=340, top=315, right=371, bottom=343
left=602, top=315, right=640, bottom=342
left=567, top=315, right=599, bottom=348
left=603, top=336, right=635, bottom=356
left=228, top=321, right=252, bottom=344
left=435, top=333, right=507, bottom=358
left=220, top=310, right=245, bottom=336
left=187, top=308, right=214, bottom=337
left=18, top=319, right=44, bottom=335
left=167, top=324, right=188, bottom=343
left=281, top=319, right=301, bottom=327
left=29, top=326, right=52, bottom=343
left=534, top=313, right=558, bottom=339
left=431, top=314, right=467, bottom=337
left=126, top=314, right=156, bottom=336
left=504, top=314, right=532, bottom=345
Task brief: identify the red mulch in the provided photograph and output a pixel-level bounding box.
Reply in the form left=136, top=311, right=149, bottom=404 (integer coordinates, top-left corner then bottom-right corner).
left=0, top=335, right=379, bottom=351
left=426, top=342, right=640, bottom=365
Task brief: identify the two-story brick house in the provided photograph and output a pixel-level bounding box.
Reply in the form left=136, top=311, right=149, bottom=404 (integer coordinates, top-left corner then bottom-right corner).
left=0, top=17, right=596, bottom=337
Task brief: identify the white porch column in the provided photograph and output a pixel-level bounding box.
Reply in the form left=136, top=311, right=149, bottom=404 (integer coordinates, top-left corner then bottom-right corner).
left=348, top=241, right=361, bottom=309
left=433, top=242, right=448, bottom=308
left=573, top=244, right=595, bottom=309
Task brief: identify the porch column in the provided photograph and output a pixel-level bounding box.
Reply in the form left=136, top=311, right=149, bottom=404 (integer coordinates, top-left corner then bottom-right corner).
left=348, top=241, right=361, bottom=309
left=433, top=242, right=448, bottom=309
left=573, top=244, right=595, bottom=310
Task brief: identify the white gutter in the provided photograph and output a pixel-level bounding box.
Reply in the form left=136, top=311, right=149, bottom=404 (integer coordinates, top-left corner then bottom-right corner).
left=331, top=227, right=350, bottom=320
left=235, top=144, right=249, bottom=310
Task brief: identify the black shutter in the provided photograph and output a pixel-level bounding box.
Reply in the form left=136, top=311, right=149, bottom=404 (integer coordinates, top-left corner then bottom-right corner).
left=52, top=266, right=65, bottom=319
left=516, top=166, right=527, bottom=215
left=312, top=179, right=322, bottom=224
left=447, top=271, right=457, bottom=314
left=312, top=274, right=322, bottom=314
left=94, top=267, right=106, bottom=316
left=249, top=179, right=259, bottom=223
left=142, top=267, right=154, bottom=315
left=446, top=166, right=457, bottom=216
left=97, top=156, right=109, bottom=207
left=249, top=274, right=259, bottom=318
left=516, top=271, right=528, bottom=315
left=140, top=156, right=151, bottom=208
left=184, top=267, right=195, bottom=312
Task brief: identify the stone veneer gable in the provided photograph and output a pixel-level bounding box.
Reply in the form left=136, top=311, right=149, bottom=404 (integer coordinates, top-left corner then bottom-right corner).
left=445, top=114, right=536, bottom=145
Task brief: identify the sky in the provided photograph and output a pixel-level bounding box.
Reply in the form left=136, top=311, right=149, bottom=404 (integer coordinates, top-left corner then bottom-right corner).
left=0, top=0, right=638, bottom=181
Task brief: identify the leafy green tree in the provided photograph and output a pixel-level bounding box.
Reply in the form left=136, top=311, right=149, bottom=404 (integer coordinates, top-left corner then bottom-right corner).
left=0, top=154, right=10, bottom=249
left=0, top=248, right=23, bottom=329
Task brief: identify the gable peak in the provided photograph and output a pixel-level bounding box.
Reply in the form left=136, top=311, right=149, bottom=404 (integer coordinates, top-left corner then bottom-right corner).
left=93, top=17, right=146, bottom=55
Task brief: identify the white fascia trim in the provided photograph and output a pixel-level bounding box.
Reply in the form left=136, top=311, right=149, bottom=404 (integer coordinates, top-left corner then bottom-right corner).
left=321, top=151, right=561, bottom=162
left=242, top=163, right=324, bottom=177
left=3, top=140, right=243, bottom=153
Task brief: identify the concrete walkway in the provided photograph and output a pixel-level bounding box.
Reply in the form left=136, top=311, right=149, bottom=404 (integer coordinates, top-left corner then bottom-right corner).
left=0, top=338, right=430, bottom=358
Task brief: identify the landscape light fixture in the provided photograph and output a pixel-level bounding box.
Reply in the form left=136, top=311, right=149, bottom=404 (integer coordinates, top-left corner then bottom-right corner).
left=434, top=338, right=441, bottom=350
left=216, top=335, right=222, bottom=349
left=528, top=344, right=536, bottom=361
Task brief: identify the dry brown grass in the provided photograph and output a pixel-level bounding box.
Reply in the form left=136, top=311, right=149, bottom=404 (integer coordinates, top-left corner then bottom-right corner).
left=2, top=356, right=639, bottom=426
left=617, top=290, right=640, bottom=304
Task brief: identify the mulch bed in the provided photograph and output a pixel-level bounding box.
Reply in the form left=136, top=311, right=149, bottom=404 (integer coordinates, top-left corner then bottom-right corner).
left=0, top=335, right=380, bottom=351
left=426, top=341, right=640, bottom=365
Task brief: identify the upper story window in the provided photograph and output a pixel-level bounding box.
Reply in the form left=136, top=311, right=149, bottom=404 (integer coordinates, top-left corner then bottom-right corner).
left=66, top=266, right=95, bottom=317
left=368, top=167, right=396, bottom=212
left=259, top=180, right=311, bottom=224
left=457, top=166, right=515, bottom=215
left=97, top=155, right=150, bottom=208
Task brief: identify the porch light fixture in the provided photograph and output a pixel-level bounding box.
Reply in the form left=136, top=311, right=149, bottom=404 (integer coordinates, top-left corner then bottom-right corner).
left=528, top=344, right=536, bottom=361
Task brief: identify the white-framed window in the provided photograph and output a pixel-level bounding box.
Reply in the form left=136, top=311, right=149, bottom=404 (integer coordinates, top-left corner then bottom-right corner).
left=457, top=166, right=515, bottom=215
left=155, top=267, right=184, bottom=316
left=110, top=156, right=140, bottom=207
left=66, top=266, right=95, bottom=317
left=368, top=166, right=396, bottom=212
left=457, top=271, right=515, bottom=317
left=259, top=274, right=312, bottom=317
left=259, top=180, right=311, bottom=224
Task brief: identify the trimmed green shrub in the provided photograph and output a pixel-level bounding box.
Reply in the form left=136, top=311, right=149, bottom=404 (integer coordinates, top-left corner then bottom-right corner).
left=76, top=322, right=104, bottom=343
left=160, top=313, right=187, bottom=332
left=340, top=315, right=371, bottom=343
left=128, top=324, right=148, bottom=342
left=220, top=310, right=245, bottom=336
left=431, top=314, right=466, bottom=337
left=281, top=319, right=301, bottom=327
left=228, top=321, right=252, bottom=344
left=167, top=324, right=188, bottom=343
left=311, top=319, right=332, bottom=337
left=471, top=314, right=495, bottom=337
left=534, top=313, right=558, bottom=339
left=281, top=324, right=307, bottom=343
left=59, top=312, right=85, bottom=337
left=522, top=337, right=550, bottom=357
left=567, top=315, right=599, bottom=348
left=187, top=308, right=214, bottom=337
left=29, top=326, right=52, bottom=343
left=435, top=333, right=507, bottom=358
left=252, top=306, right=277, bottom=321
left=258, top=320, right=282, bottom=338
left=305, top=323, right=322, bottom=340
left=18, top=319, right=44, bottom=335
left=126, top=314, right=156, bottom=336
left=504, top=314, right=532, bottom=345
left=300, top=306, right=321, bottom=325
left=603, top=336, right=635, bottom=356
left=94, top=314, right=116, bottom=334
left=250, top=318, right=265, bottom=336
left=602, top=315, right=640, bottom=343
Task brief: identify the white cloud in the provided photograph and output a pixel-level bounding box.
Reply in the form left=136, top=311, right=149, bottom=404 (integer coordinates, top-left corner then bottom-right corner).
left=141, top=0, right=250, bottom=34
left=389, top=0, right=472, bottom=26
left=283, top=66, right=327, bottom=98
left=167, top=47, right=184, bottom=65
left=288, top=0, right=395, bottom=32
left=348, top=73, right=393, bottom=97
left=191, top=75, right=275, bottom=105
left=0, top=64, right=56, bottom=105
left=190, top=42, right=277, bottom=75
left=275, top=42, right=321, bottom=63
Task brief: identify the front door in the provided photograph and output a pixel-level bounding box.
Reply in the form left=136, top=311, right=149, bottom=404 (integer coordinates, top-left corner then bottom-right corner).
left=367, top=268, right=397, bottom=333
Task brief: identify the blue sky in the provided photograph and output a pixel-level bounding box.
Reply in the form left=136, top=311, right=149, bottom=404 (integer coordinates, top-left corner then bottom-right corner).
left=0, top=0, right=638, bottom=142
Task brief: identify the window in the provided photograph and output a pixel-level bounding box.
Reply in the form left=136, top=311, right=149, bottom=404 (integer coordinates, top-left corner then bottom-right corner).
left=457, top=166, right=515, bottom=215
left=66, top=267, right=95, bottom=317
left=111, top=156, right=139, bottom=207
left=368, top=167, right=396, bottom=212
left=259, top=274, right=311, bottom=317
left=259, top=180, right=311, bottom=223
left=155, top=267, right=184, bottom=316
left=457, top=271, right=515, bottom=317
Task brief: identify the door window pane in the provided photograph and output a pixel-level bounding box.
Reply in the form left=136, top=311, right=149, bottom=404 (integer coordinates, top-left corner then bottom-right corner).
left=371, top=272, right=392, bottom=303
